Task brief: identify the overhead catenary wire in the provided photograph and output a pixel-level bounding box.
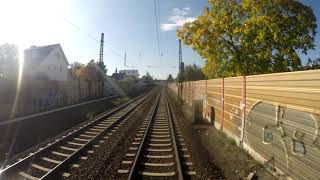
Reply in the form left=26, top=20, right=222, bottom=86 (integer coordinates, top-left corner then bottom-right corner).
left=153, top=0, right=161, bottom=58
left=56, top=12, right=124, bottom=59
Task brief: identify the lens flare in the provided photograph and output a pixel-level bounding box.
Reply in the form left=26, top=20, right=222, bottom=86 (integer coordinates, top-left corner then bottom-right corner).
left=10, top=48, right=24, bottom=118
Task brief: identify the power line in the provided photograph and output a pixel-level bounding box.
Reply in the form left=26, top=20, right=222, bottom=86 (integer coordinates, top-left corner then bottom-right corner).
left=58, top=14, right=99, bottom=42
left=56, top=13, right=124, bottom=59
left=153, top=0, right=161, bottom=57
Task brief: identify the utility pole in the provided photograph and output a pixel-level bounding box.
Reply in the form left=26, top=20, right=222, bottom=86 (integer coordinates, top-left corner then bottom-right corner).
left=178, top=39, right=184, bottom=103
left=99, top=33, right=104, bottom=64
left=98, top=33, right=105, bottom=97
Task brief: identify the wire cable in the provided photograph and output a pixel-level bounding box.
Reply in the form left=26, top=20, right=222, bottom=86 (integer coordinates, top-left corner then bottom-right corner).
left=153, top=0, right=161, bottom=57
left=56, top=12, right=124, bottom=59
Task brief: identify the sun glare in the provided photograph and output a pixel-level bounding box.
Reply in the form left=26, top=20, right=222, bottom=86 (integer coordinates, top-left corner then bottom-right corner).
left=10, top=48, right=24, bottom=118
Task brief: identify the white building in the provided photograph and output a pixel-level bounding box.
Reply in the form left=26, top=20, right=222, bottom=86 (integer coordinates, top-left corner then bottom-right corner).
left=24, top=44, right=71, bottom=81
left=119, top=69, right=139, bottom=78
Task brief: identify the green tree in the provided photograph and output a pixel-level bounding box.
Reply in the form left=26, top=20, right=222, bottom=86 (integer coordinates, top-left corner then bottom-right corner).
left=305, top=57, right=320, bottom=70
left=167, top=74, right=174, bottom=82
left=178, top=0, right=317, bottom=78
left=141, top=72, right=153, bottom=82
left=97, top=61, right=107, bottom=75
left=179, top=64, right=206, bottom=81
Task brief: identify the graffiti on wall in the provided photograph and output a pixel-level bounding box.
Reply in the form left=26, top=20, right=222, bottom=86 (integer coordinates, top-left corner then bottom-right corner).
left=246, top=101, right=320, bottom=180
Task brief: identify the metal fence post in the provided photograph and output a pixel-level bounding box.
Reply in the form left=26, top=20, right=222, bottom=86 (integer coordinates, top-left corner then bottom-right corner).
left=221, top=77, right=224, bottom=130
left=240, top=75, right=247, bottom=144
left=206, top=80, right=208, bottom=119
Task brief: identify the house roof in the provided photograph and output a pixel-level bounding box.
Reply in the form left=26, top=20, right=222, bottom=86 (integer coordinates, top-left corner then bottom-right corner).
left=24, top=44, right=60, bottom=64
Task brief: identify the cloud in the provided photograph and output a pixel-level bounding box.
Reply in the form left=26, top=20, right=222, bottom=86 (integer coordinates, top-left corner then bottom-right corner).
left=160, top=7, right=196, bottom=32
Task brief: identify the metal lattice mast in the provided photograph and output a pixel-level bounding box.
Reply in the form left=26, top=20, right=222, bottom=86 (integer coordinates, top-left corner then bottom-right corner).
left=99, top=33, right=104, bottom=63
left=178, top=39, right=183, bottom=103
left=179, top=39, right=182, bottom=74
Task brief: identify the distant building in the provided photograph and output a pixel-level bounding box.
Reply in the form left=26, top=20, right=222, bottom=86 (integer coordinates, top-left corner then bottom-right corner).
left=24, top=44, right=71, bottom=81
left=119, top=69, right=139, bottom=78
left=111, top=68, right=126, bottom=80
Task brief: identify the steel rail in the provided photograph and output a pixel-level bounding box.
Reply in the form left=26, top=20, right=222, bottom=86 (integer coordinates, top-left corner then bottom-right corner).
left=127, top=90, right=162, bottom=180
left=0, top=91, right=153, bottom=179
left=41, top=92, right=153, bottom=179
left=166, top=94, right=184, bottom=180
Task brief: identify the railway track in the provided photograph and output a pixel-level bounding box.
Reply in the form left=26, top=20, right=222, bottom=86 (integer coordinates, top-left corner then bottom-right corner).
left=117, top=89, right=196, bottom=179
left=0, top=91, right=155, bottom=180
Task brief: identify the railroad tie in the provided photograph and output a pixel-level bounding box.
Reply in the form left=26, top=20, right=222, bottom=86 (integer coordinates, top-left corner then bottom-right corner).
left=180, top=148, right=188, bottom=151
left=141, top=162, right=175, bottom=167
left=52, top=151, right=70, bottom=157
left=181, top=154, right=190, bottom=158
left=118, top=169, right=130, bottom=174
left=80, top=134, right=95, bottom=138
left=62, top=172, right=71, bottom=177
left=61, top=146, right=78, bottom=151
left=149, top=143, right=172, bottom=147
left=74, top=137, right=90, bottom=142
left=94, top=125, right=108, bottom=129
left=151, top=131, right=169, bottom=134
left=146, top=148, right=172, bottom=152
left=42, top=157, right=61, bottom=164
left=151, top=134, right=170, bottom=138
left=68, top=142, right=85, bottom=146
left=125, top=153, right=136, bottom=157
left=184, top=162, right=193, bottom=166
left=138, top=171, right=176, bottom=177
left=149, top=138, right=171, bottom=142
left=72, top=164, right=80, bottom=168
left=85, top=131, right=100, bottom=135
left=185, top=171, right=197, bottom=175
left=122, top=160, right=133, bottom=164
left=129, top=147, right=138, bottom=150
left=18, top=171, right=38, bottom=180
left=80, top=156, right=88, bottom=160
left=31, top=163, right=51, bottom=172
left=90, top=128, right=103, bottom=132
left=144, top=154, right=173, bottom=158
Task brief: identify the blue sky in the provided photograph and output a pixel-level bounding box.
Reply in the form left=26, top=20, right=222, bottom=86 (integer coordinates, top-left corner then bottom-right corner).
left=0, top=0, right=319, bottom=79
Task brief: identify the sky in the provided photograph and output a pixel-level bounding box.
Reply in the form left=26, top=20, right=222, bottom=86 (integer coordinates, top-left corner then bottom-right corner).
left=0, top=0, right=319, bottom=79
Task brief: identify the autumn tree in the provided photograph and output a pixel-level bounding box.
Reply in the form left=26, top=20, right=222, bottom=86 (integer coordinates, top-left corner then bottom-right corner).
left=70, top=61, right=84, bottom=79
left=178, top=0, right=317, bottom=78
left=178, top=64, right=206, bottom=81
